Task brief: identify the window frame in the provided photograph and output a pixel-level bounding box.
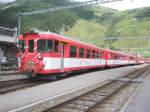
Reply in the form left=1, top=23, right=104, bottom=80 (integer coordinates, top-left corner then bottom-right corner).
left=86, top=49, right=91, bottom=58
left=79, top=48, right=84, bottom=58
left=19, top=40, right=25, bottom=52
left=28, top=40, right=34, bottom=53
left=70, top=46, right=77, bottom=58
left=92, top=50, right=95, bottom=58
left=54, top=40, right=59, bottom=53
left=99, top=51, right=102, bottom=58
left=37, top=39, right=53, bottom=53
left=96, top=51, right=99, bottom=58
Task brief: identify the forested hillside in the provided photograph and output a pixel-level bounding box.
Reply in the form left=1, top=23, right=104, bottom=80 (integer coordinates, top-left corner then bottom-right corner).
left=0, top=0, right=150, bottom=56
left=0, top=0, right=95, bottom=33
left=65, top=6, right=150, bottom=49
left=0, top=3, right=3, bottom=8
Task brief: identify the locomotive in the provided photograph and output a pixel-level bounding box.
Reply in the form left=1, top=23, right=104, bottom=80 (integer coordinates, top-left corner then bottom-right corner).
left=18, top=30, right=144, bottom=79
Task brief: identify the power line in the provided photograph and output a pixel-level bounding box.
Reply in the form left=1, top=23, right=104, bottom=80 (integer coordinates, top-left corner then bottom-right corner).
left=17, top=0, right=123, bottom=36
left=20, top=0, right=122, bottom=16
left=104, top=36, right=150, bottom=40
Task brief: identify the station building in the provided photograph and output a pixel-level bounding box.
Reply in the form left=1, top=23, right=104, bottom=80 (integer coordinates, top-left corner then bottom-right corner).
left=0, top=26, right=18, bottom=70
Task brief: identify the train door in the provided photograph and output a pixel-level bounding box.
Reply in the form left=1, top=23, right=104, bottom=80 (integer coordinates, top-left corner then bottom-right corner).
left=60, top=42, right=67, bottom=72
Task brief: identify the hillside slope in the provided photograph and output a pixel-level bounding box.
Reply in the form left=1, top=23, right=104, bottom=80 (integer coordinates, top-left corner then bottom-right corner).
left=0, top=0, right=150, bottom=55
left=0, top=0, right=94, bottom=33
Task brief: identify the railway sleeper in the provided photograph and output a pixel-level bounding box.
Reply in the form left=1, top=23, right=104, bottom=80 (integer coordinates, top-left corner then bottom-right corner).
left=94, top=90, right=116, bottom=96
left=65, top=103, right=89, bottom=111
left=83, top=94, right=105, bottom=100
left=45, top=67, right=149, bottom=112
left=117, top=78, right=143, bottom=83
left=71, top=100, right=95, bottom=106
left=80, top=96, right=102, bottom=102
left=53, top=107, right=81, bottom=112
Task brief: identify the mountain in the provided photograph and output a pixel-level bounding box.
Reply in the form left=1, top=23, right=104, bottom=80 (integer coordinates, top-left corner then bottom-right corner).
left=0, top=3, right=4, bottom=8
left=0, top=0, right=150, bottom=57
left=0, top=0, right=95, bottom=33
left=65, top=6, right=150, bottom=52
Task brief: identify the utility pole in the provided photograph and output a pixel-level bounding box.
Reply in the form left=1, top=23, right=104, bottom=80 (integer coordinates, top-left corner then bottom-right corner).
left=17, top=12, right=22, bottom=36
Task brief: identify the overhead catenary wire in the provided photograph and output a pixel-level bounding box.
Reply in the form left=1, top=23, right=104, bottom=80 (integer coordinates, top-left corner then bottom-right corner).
left=17, top=0, right=123, bottom=36
left=20, top=0, right=122, bottom=16
left=104, top=36, right=150, bottom=40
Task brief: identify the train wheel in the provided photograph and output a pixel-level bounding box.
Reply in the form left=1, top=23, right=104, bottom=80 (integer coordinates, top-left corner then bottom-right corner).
left=57, top=72, right=67, bottom=78
left=24, top=73, right=39, bottom=80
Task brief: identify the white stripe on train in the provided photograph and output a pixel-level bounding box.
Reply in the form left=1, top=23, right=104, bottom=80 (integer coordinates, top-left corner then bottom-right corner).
left=42, top=57, right=135, bottom=70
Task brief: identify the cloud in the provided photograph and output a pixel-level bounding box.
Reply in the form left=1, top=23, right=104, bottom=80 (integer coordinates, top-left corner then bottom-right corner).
left=101, top=0, right=150, bottom=11
left=74, top=0, right=150, bottom=11
left=0, top=0, right=16, bottom=3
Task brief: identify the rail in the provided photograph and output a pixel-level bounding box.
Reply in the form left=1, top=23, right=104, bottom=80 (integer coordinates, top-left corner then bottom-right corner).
left=44, top=65, right=149, bottom=112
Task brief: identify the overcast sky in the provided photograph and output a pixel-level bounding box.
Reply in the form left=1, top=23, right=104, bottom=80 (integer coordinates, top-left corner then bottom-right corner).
left=75, top=0, right=150, bottom=10
left=0, top=0, right=16, bottom=3
left=0, top=0, right=150, bottom=11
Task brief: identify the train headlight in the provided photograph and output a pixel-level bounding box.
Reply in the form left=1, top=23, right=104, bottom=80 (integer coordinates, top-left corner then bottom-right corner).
left=37, top=54, right=43, bottom=60
left=27, top=61, right=35, bottom=69
left=21, top=54, right=25, bottom=59
left=17, top=53, right=24, bottom=59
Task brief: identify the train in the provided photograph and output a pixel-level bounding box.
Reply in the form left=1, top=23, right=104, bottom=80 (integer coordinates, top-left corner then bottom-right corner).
left=144, top=58, right=150, bottom=63
left=17, top=30, right=144, bottom=79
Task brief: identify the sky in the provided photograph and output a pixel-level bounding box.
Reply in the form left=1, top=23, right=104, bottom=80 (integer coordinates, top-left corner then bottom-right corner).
left=0, top=0, right=150, bottom=11
left=0, top=0, right=16, bottom=3
left=75, top=0, right=150, bottom=11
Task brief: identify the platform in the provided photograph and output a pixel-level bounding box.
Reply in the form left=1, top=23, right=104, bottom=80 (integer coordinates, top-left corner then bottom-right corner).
left=0, top=64, right=146, bottom=112
left=0, top=72, right=27, bottom=82
left=124, top=69, right=150, bottom=112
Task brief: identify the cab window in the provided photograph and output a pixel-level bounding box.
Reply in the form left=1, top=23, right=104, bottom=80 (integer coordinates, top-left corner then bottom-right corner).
left=19, top=40, right=25, bottom=52
left=37, top=39, right=53, bottom=53
left=28, top=40, right=34, bottom=53
left=54, top=40, right=59, bottom=53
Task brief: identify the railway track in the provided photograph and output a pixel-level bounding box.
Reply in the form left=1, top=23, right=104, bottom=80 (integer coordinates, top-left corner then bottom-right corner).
left=0, top=79, right=49, bottom=94
left=0, top=72, right=20, bottom=76
left=44, top=65, right=150, bottom=112
left=0, top=65, right=144, bottom=95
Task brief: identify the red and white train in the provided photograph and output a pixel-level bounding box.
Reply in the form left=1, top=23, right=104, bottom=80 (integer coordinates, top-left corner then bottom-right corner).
left=18, top=30, right=144, bottom=78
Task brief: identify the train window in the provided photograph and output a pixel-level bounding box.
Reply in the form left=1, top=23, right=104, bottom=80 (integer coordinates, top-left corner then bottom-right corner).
left=130, top=57, right=134, bottom=60
left=37, top=39, right=53, bottom=53
left=113, top=56, right=115, bottom=59
left=96, top=51, right=99, bottom=58
left=19, top=40, right=25, bottom=52
left=54, top=40, right=59, bottom=53
left=28, top=40, right=34, bottom=53
left=92, top=50, right=95, bottom=58
left=99, top=52, right=102, bottom=58
left=79, top=48, right=84, bottom=58
left=116, top=56, right=118, bottom=59
left=86, top=49, right=90, bottom=58
left=70, top=46, right=77, bottom=57
left=109, top=53, right=112, bottom=59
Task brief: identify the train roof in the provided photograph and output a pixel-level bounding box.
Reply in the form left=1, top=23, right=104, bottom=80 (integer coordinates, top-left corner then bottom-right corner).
left=104, top=49, right=128, bottom=56
left=24, top=30, right=103, bottom=50
left=105, top=49, right=139, bottom=57
left=22, top=29, right=139, bottom=58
